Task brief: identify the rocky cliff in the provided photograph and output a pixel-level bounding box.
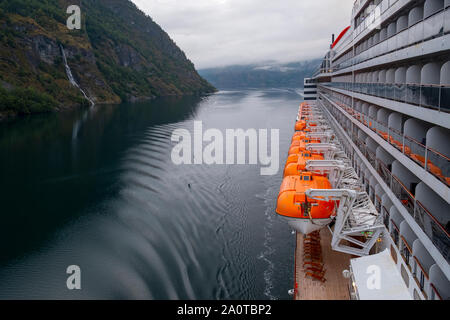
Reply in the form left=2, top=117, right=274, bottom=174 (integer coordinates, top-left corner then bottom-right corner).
left=0, top=0, right=215, bottom=118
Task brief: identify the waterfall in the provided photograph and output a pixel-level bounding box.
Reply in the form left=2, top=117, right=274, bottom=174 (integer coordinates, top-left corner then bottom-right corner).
left=60, top=45, right=95, bottom=107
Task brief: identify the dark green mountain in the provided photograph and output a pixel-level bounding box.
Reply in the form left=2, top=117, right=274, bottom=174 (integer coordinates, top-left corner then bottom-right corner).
left=199, top=60, right=321, bottom=89
left=0, top=0, right=215, bottom=118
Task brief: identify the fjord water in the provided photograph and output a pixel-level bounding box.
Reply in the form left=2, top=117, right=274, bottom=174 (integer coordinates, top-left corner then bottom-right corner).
left=0, top=89, right=299, bottom=299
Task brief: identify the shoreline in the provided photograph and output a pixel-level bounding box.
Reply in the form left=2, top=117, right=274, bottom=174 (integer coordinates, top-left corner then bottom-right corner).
left=0, top=90, right=217, bottom=123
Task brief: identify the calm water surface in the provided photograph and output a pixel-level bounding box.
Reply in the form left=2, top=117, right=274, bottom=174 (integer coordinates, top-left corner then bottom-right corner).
left=0, top=89, right=301, bottom=299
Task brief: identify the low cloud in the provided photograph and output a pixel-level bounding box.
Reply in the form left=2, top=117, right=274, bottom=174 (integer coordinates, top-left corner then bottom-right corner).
left=132, top=0, right=354, bottom=69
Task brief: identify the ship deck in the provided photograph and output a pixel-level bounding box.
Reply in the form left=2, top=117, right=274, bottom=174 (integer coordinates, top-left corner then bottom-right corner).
left=294, top=228, right=353, bottom=300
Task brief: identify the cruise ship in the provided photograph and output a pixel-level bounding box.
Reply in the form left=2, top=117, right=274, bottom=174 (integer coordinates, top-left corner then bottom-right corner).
left=282, top=0, right=449, bottom=300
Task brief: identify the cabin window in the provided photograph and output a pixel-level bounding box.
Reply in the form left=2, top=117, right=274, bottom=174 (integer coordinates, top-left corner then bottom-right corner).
left=303, top=176, right=310, bottom=181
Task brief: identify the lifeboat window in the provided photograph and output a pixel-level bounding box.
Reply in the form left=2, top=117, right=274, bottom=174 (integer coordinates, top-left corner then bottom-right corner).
left=303, top=176, right=310, bottom=181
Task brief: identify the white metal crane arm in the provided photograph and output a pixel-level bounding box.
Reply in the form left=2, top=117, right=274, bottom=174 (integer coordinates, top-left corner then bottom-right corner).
left=305, top=143, right=337, bottom=152
left=305, top=188, right=357, bottom=202
left=305, top=160, right=345, bottom=171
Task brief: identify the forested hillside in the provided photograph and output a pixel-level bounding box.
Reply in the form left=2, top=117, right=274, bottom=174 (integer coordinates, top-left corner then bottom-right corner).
left=0, top=0, right=215, bottom=118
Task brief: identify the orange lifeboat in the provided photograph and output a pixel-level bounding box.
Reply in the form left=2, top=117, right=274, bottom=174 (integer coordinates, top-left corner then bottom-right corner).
left=276, top=173, right=335, bottom=234
left=283, top=152, right=325, bottom=177
left=295, top=120, right=306, bottom=131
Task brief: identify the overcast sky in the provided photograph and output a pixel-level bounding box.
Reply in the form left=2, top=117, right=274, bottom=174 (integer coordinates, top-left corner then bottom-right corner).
left=131, top=0, right=354, bottom=69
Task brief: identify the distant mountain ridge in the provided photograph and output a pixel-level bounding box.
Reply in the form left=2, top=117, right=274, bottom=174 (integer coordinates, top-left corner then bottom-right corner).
left=198, top=59, right=321, bottom=89
left=0, top=0, right=215, bottom=118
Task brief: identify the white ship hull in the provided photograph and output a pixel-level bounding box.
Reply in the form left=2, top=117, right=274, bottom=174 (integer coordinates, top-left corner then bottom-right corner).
left=284, top=217, right=332, bottom=235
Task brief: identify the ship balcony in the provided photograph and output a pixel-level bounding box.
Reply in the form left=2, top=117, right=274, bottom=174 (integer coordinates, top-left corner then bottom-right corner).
left=319, top=93, right=450, bottom=264
left=322, top=96, right=450, bottom=300
left=324, top=81, right=450, bottom=113
left=320, top=87, right=450, bottom=188
left=320, top=96, right=450, bottom=300
left=312, top=68, right=334, bottom=78
left=322, top=88, right=450, bottom=188
left=335, top=0, right=450, bottom=72
left=364, top=144, right=449, bottom=263
left=353, top=0, right=402, bottom=39
left=352, top=0, right=372, bottom=19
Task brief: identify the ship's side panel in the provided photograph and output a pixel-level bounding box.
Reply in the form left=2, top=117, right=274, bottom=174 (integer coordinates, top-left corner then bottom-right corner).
left=311, top=0, right=450, bottom=300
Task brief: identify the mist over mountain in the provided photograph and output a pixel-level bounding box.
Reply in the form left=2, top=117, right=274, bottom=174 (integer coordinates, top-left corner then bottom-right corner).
left=198, top=59, right=321, bottom=90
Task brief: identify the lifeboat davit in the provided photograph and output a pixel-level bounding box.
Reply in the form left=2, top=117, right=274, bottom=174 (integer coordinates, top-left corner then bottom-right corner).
left=283, top=152, right=325, bottom=177
left=276, top=173, right=335, bottom=234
